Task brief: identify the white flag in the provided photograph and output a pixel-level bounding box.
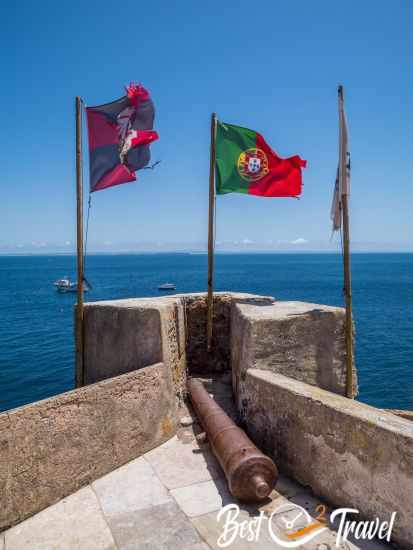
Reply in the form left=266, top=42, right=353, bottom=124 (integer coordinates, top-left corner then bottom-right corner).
left=330, top=167, right=341, bottom=232
left=331, top=86, right=350, bottom=232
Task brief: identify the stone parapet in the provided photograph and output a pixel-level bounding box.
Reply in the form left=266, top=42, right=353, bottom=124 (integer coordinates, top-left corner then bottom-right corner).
left=243, top=369, right=413, bottom=548
left=83, top=292, right=274, bottom=393
left=0, top=362, right=176, bottom=531
left=231, top=300, right=357, bottom=418
left=181, top=292, right=273, bottom=374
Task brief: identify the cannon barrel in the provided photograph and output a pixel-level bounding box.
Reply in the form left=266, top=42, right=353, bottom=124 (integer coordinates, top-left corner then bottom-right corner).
left=188, top=378, right=278, bottom=502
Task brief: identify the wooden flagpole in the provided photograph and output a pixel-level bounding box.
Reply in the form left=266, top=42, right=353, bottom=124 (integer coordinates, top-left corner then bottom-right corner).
left=338, top=85, right=354, bottom=398
left=207, top=113, right=217, bottom=352
left=75, top=96, right=84, bottom=387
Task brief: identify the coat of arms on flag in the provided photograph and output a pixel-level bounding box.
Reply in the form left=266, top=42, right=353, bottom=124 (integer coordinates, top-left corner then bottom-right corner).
left=237, top=148, right=269, bottom=181
left=86, top=83, right=159, bottom=192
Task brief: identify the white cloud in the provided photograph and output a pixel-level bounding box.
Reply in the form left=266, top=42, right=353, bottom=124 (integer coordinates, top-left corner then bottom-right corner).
left=290, top=238, right=308, bottom=245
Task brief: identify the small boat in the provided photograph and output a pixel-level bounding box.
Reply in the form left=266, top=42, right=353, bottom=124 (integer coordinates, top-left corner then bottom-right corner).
left=158, top=283, right=176, bottom=291
left=54, top=277, right=89, bottom=293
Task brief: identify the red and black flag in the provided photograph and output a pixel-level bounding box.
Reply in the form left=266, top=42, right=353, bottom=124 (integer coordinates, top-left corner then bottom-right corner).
left=86, top=84, right=158, bottom=192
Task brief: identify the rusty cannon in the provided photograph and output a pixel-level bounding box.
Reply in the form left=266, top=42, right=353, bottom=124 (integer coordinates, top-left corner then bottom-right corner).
left=188, top=378, right=278, bottom=502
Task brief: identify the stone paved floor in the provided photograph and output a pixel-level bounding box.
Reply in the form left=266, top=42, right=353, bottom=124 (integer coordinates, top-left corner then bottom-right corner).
left=2, top=378, right=395, bottom=550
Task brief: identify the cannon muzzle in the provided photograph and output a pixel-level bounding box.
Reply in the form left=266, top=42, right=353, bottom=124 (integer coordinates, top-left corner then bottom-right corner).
left=188, top=378, right=278, bottom=502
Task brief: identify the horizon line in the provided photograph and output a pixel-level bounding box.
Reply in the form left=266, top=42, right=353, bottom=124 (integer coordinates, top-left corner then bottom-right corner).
left=1, top=250, right=413, bottom=257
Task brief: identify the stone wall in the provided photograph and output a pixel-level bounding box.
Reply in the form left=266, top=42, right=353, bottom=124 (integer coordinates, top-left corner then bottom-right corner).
left=82, top=293, right=274, bottom=392
left=183, top=293, right=232, bottom=373
left=83, top=297, right=187, bottom=399
left=231, top=300, right=357, bottom=417
left=0, top=363, right=177, bottom=531
left=183, top=292, right=273, bottom=374
left=243, top=369, right=413, bottom=548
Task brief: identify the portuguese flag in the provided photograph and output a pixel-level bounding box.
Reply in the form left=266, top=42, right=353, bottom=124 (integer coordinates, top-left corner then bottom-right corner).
left=215, top=121, right=306, bottom=198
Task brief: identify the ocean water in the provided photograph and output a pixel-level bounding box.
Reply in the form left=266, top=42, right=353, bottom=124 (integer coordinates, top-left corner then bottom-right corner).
left=0, top=253, right=412, bottom=412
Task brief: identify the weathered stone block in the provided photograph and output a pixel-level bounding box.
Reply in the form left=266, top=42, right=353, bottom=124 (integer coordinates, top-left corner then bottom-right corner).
left=4, top=486, right=116, bottom=550
left=243, top=369, right=413, bottom=548
left=144, top=435, right=222, bottom=490
left=82, top=293, right=273, bottom=395
left=170, top=477, right=232, bottom=518
left=93, top=456, right=172, bottom=518
left=0, top=363, right=176, bottom=531
left=83, top=296, right=187, bottom=401
left=107, top=501, right=203, bottom=550
left=231, top=300, right=357, bottom=416
left=183, top=292, right=273, bottom=374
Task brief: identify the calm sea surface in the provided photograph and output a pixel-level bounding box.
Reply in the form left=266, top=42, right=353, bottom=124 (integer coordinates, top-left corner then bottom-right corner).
left=0, top=253, right=412, bottom=412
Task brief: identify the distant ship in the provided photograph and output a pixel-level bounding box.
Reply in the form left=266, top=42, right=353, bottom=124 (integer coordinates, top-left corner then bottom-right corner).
left=54, top=277, right=89, bottom=293
left=158, top=283, right=176, bottom=291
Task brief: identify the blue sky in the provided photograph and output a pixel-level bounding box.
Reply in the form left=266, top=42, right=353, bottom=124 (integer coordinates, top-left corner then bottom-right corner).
left=1, top=0, right=412, bottom=252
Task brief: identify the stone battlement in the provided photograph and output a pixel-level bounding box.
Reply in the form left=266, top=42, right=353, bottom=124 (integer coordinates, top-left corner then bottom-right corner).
left=0, top=292, right=412, bottom=548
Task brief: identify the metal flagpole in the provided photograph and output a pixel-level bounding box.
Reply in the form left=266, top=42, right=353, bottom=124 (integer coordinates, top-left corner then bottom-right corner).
left=75, top=96, right=85, bottom=387
left=338, top=85, right=354, bottom=398
left=207, top=113, right=217, bottom=352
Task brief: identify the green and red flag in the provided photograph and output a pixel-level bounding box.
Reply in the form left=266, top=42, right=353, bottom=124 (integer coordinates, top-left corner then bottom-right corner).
left=215, top=121, right=306, bottom=198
